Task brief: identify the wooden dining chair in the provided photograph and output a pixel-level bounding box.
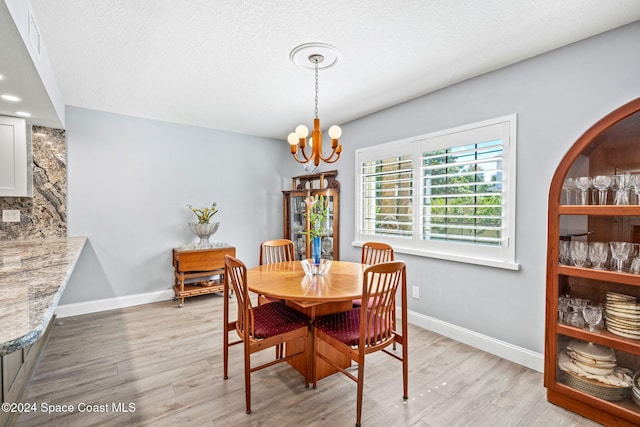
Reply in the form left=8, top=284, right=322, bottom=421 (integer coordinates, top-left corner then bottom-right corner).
left=313, top=260, right=408, bottom=427
left=257, top=239, right=295, bottom=305
left=222, top=255, right=311, bottom=414
left=361, top=241, right=395, bottom=265
left=260, top=238, right=295, bottom=265
left=353, top=242, right=395, bottom=307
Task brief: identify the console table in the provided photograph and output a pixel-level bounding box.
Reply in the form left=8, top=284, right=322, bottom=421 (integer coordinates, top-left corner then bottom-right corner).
left=172, top=245, right=235, bottom=307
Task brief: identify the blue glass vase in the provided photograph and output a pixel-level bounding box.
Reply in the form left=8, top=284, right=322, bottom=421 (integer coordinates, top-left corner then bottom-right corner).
left=312, top=236, right=321, bottom=265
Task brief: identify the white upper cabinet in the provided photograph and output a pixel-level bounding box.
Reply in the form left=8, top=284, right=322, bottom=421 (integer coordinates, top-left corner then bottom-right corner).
left=0, top=116, right=32, bottom=197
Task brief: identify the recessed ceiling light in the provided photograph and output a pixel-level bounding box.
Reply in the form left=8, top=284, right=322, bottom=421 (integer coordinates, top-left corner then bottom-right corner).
left=14, top=111, right=31, bottom=117
left=0, top=74, right=5, bottom=81
left=1, top=94, right=21, bottom=102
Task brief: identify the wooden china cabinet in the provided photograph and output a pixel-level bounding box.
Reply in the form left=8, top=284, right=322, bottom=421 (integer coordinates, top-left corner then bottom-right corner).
left=545, top=97, right=640, bottom=425
left=282, top=170, right=340, bottom=260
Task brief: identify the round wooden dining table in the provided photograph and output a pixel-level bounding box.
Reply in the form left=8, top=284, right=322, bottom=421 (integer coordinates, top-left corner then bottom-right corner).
left=246, top=260, right=367, bottom=308
left=246, top=260, right=368, bottom=379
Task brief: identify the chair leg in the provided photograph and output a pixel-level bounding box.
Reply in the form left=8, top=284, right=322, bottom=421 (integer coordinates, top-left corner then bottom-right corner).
left=244, top=343, right=252, bottom=414
left=303, top=330, right=309, bottom=388
left=223, top=300, right=229, bottom=380
left=312, top=333, right=319, bottom=390
left=356, top=361, right=365, bottom=427
left=402, top=337, right=409, bottom=400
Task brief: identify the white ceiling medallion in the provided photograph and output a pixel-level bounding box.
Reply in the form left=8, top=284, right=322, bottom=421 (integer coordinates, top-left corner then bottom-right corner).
left=289, top=42, right=342, bottom=70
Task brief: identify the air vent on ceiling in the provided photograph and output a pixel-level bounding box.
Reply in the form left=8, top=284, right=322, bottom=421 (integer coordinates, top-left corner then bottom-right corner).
left=28, top=9, right=41, bottom=57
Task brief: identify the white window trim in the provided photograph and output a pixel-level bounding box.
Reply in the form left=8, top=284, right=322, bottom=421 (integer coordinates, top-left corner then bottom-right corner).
left=354, top=114, right=519, bottom=271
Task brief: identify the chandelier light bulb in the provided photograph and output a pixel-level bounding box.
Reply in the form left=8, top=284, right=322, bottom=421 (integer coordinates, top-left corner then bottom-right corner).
left=295, top=125, right=309, bottom=138
left=328, top=125, right=342, bottom=139
left=287, top=132, right=298, bottom=145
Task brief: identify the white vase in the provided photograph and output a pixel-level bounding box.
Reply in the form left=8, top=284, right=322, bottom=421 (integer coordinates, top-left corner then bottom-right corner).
left=188, top=222, right=219, bottom=248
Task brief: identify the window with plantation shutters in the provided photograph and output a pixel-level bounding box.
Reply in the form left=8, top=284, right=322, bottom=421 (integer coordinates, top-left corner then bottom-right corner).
left=355, top=115, right=518, bottom=269
left=360, top=154, right=413, bottom=239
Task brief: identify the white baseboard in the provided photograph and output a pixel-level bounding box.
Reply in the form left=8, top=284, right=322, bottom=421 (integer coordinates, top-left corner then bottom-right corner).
left=55, top=292, right=543, bottom=372
left=55, top=290, right=175, bottom=318
left=408, top=309, right=544, bottom=373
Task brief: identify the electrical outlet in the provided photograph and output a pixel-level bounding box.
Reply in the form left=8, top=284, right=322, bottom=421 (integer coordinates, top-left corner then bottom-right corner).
left=2, top=210, right=20, bottom=222
left=412, top=286, right=420, bottom=299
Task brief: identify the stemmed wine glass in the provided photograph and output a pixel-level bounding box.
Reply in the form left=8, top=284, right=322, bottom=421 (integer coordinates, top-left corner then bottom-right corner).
left=582, top=303, right=603, bottom=332
left=592, top=175, right=613, bottom=205
left=570, top=241, right=589, bottom=267
left=574, top=177, right=592, bottom=205
left=610, top=241, right=632, bottom=272
left=631, top=174, right=640, bottom=205
left=559, top=240, right=571, bottom=265
left=558, top=295, right=571, bottom=323
left=614, top=174, right=632, bottom=205
left=567, top=298, right=589, bottom=328
left=588, top=241, right=608, bottom=270
left=562, top=178, right=576, bottom=205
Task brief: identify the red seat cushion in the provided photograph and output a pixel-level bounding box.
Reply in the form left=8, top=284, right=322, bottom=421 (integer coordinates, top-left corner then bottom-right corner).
left=252, top=302, right=309, bottom=338
left=314, top=308, right=390, bottom=347
left=351, top=298, right=376, bottom=309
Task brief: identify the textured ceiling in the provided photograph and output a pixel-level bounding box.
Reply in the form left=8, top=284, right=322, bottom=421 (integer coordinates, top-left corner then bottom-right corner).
left=3, top=1, right=640, bottom=139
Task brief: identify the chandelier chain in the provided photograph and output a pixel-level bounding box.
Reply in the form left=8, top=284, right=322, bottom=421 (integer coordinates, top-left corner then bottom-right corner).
left=314, top=61, right=319, bottom=119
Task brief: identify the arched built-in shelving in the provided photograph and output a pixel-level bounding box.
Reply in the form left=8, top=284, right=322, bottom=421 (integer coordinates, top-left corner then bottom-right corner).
left=546, top=97, right=640, bottom=426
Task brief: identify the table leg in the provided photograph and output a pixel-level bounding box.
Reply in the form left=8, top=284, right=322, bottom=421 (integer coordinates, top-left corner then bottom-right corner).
left=285, top=300, right=352, bottom=381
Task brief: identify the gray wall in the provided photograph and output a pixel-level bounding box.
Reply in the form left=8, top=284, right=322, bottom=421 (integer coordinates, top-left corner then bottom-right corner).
left=62, top=21, right=640, bottom=356
left=62, top=106, right=298, bottom=304
left=331, top=21, right=640, bottom=354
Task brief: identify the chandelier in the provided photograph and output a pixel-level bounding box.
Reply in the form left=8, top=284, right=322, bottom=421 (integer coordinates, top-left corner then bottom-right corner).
left=287, top=44, right=342, bottom=167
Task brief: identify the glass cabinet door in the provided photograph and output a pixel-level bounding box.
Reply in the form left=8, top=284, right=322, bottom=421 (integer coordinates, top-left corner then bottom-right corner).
left=283, top=171, right=340, bottom=261
left=288, top=194, right=307, bottom=260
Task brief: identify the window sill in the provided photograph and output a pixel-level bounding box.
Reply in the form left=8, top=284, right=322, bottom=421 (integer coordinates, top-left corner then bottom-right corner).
left=352, top=241, right=521, bottom=271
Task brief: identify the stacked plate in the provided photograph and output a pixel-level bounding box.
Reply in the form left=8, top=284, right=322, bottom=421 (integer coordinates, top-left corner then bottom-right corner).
left=633, top=371, right=640, bottom=406
left=605, top=291, right=640, bottom=339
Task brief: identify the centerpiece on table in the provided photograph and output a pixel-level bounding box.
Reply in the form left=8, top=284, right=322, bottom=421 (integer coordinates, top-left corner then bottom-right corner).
left=187, top=202, right=219, bottom=248
left=303, top=195, right=331, bottom=274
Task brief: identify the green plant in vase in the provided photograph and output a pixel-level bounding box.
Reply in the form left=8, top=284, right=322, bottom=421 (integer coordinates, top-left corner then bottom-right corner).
left=187, top=202, right=219, bottom=248
left=304, top=195, right=329, bottom=264
left=188, top=202, right=219, bottom=223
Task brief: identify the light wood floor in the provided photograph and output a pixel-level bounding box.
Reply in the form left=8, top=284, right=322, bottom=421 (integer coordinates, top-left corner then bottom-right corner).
left=16, top=293, right=599, bottom=427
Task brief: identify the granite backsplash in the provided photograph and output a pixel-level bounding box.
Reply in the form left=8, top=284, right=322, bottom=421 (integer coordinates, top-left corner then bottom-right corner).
left=0, top=126, right=66, bottom=240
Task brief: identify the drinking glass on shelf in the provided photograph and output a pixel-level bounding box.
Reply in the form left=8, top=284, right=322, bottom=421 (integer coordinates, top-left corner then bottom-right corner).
left=570, top=241, right=589, bottom=267
left=630, top=257, right=640, bottom=274
left=582, top=303, right=603, bottom=332
left=566, top=298, right=589, bottom=328
left=558, top=295, right=571, bottom=323
left=559, top=240, right=571, bottom=265
left=592, top=175, right=613, bottom=205
left=588, top=241, right=608, bottom=270
left=632, top=174, right=640, bottom=205
left=574, top=177, right=592, bottom=205
left=614, top=173, right=632, bottom=205
left=562, top=178, right=576, bottom=205
left=610, top=241, right=632, bottom=272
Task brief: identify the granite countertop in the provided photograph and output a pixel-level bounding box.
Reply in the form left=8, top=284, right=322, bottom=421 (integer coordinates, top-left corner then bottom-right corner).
left=0, top=236, right=86, bottom=355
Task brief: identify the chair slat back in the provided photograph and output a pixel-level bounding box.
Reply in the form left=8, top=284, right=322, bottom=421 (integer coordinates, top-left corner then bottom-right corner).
left=260, top=239, right=295, bottom=265
left=361, top=261, right=405, bottom=347
left=361, top=242, right=394, bottom=265
left=225, top=255, right=254, bottom=338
